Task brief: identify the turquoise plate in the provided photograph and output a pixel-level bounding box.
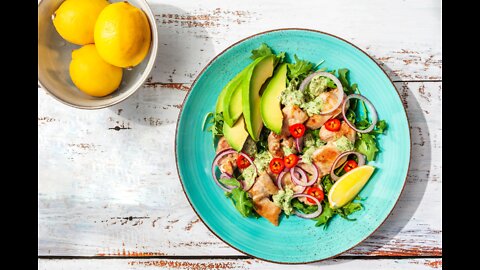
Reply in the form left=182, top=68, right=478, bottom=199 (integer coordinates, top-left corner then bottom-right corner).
left=175, top=29, right=410, bottom=263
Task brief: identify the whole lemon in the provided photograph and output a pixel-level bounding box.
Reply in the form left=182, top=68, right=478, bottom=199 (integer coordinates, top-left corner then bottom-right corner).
left=94, top=2, right=151, bottom=68
left=52, top=0, right=109, bottom=45
left=69, top=44, right=123, bottom=97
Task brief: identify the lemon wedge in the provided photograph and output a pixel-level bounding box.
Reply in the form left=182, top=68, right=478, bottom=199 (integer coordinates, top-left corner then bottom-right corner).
left=328, top=165, right=375, bottom=208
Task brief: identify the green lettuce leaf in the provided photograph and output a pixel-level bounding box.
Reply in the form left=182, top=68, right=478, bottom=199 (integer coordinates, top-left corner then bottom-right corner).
left=219, top=178, right=241, bottom=187
left=225, top=188, right=254, bottom=217
left=355, top=133, right=379, bottom=161
left=338, top=68, right=353, bottom=95
left=250, top=43, right=273, bottom=60
left=291, top=198, right=318, bottom=214
left=287, top=55, right=314, bottom=81
left=335, top=201, right=363, bottom=220
left=370, top=120, right=388, bottom=136
left=313, top=201, right=334, bottom=228
left=321, top=175, right=334, bottom=194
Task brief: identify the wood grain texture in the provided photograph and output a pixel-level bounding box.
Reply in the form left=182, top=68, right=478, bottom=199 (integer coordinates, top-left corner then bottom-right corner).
left=38, top=82, right=441, bottom=257
left=144, top=0, right=441, bottom=84
left=38, top=0, right=442, bottom=264
left=38, top=258, right=442, bottom=269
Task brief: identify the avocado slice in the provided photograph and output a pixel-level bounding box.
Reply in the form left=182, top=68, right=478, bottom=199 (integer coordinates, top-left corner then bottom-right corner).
left=242, top=55, right=275, bottom=141
left=260, top=63, right=287, bottom=134
left=215, top=85, right=228, bottom=114
left=222, top=66, right=250, bottom=127
left=223, top=114, right=249, bottom=151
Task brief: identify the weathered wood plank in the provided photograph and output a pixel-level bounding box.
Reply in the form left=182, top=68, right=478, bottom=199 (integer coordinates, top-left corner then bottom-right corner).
left=38, top=82, right=441, bottom=257
left=38, top=258, right=443, bottom=269
left=143, top=0, right=441, bottom=83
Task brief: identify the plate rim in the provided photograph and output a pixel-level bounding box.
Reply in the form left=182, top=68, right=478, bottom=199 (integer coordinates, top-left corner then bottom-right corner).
left=174, top=28, right=412, bottom=264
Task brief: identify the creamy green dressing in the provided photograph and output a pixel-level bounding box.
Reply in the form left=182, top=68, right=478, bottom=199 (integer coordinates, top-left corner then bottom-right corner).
left=241, top=165, right=257, bottom=188
left=307, top=75, right=330, bottom=97
left=280, top=81, right=304, bottom=106
left=301, top=95, right=324, bottom=116
left=335, top=136, right=354, bottom=152
left=272, top=187, right=294, bottom=215
left=254, top=151, right=273, bottom=172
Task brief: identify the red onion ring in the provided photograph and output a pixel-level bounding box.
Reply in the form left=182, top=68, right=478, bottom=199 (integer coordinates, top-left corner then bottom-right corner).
left=291, top=163, right=319, bottom=186
left=290, top=166, right=317, bottom=186
left=220, top=172, right=232, bottom=178
left=213, top=148, right=238, bottom=166
left=292, top=194, right=323, bottom=219
left=212, top=149, right=238, bottom=192
left=299, top=71, right=344, bottom=115
left=212, top=148, right=257, bottom=192
left=342, top=94, right=378, bottom=133
left=276, top=171, right=306, bottom=194
left=276, top=171, right=286, bottom=190
left=330, top=151, right=366, bottom=181
left=295, top=137, right=304, bottom=153
left=219, top=172, right=244, bottom=190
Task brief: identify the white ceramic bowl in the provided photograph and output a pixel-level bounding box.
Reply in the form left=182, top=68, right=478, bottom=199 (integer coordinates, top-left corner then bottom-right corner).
left=38, top=0, right=158, bottom=109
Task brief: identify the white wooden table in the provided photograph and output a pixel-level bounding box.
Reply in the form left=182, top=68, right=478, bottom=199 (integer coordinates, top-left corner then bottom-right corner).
left=38, top=0, right=442, bottom=269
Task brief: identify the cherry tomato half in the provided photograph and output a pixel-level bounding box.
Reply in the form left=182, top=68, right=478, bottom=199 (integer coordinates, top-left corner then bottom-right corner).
left=289, top=123, right=306, bottom=138
left=325, top=119, right=341, bottom=132
left=269, top=158, right=285, bottom=174
left=236, top=153, right=253, bottom=169
left=284, top=154, right=299, bottom=169
left=343, top=160, right=358, bottom=173
left=305, top=186, right=324, bottom=204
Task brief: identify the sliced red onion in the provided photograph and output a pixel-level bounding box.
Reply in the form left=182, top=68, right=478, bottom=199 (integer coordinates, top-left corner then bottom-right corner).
left=220, top=172, right=232, bottom=178
left=292, top=194, right=323, bottom=219
left=211, top=162, right=235, bottom=192
left=276, top=171, right=286, bottom=190
left=299, top=71, right=344, bottom=115
left=219, top=172, right=245, bottom=190
left=212, top=149, right=237, bottom=192
left=276, top=171, right=306, bottom=194
left=214, top=148, right=238, bottom=166
left=330, top=151, right=366, bottom=181
left=290, top=166, right=317, bottom=186
left=292, top=163, right=319, bottom=186
left=342, top=94, right=378, bottom=133
left=295, top=137, right=304, bottom=153
left=212, top=149, right=257, bottom=192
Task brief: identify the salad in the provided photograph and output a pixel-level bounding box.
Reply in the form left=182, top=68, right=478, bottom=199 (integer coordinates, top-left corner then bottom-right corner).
left=204, top=44, right=387, bottom=227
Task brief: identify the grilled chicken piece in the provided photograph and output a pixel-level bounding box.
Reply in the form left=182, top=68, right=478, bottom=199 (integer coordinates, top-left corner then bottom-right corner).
left=268, top=132, right=297, bottom=158
left=311, top=142, right=347, bottom=177
left=248, top=173, right=281, bottom=226
left=319, top=121, right=356, bottom=142
left=268, top=132, right=284, bottom=158
left=216, top=137, right=238, bottom=175
left=281, top=137, right=297, bottom=154
left=282, top=104, right=308, bottom=127
left=306, top=89, right=346, bottom=130
left=280, top=114, right=291, bottom=137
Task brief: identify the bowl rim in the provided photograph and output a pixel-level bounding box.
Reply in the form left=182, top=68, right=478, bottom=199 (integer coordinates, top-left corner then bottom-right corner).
left=37, top=0, right=159, bottom=110
left=174, top=28, right=412, bottom=264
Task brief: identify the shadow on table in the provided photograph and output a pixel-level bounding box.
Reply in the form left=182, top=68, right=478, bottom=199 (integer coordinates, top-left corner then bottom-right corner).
left=110, top=3, right=215, bottom=126
left=326, top=64, right=432, bottom=265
